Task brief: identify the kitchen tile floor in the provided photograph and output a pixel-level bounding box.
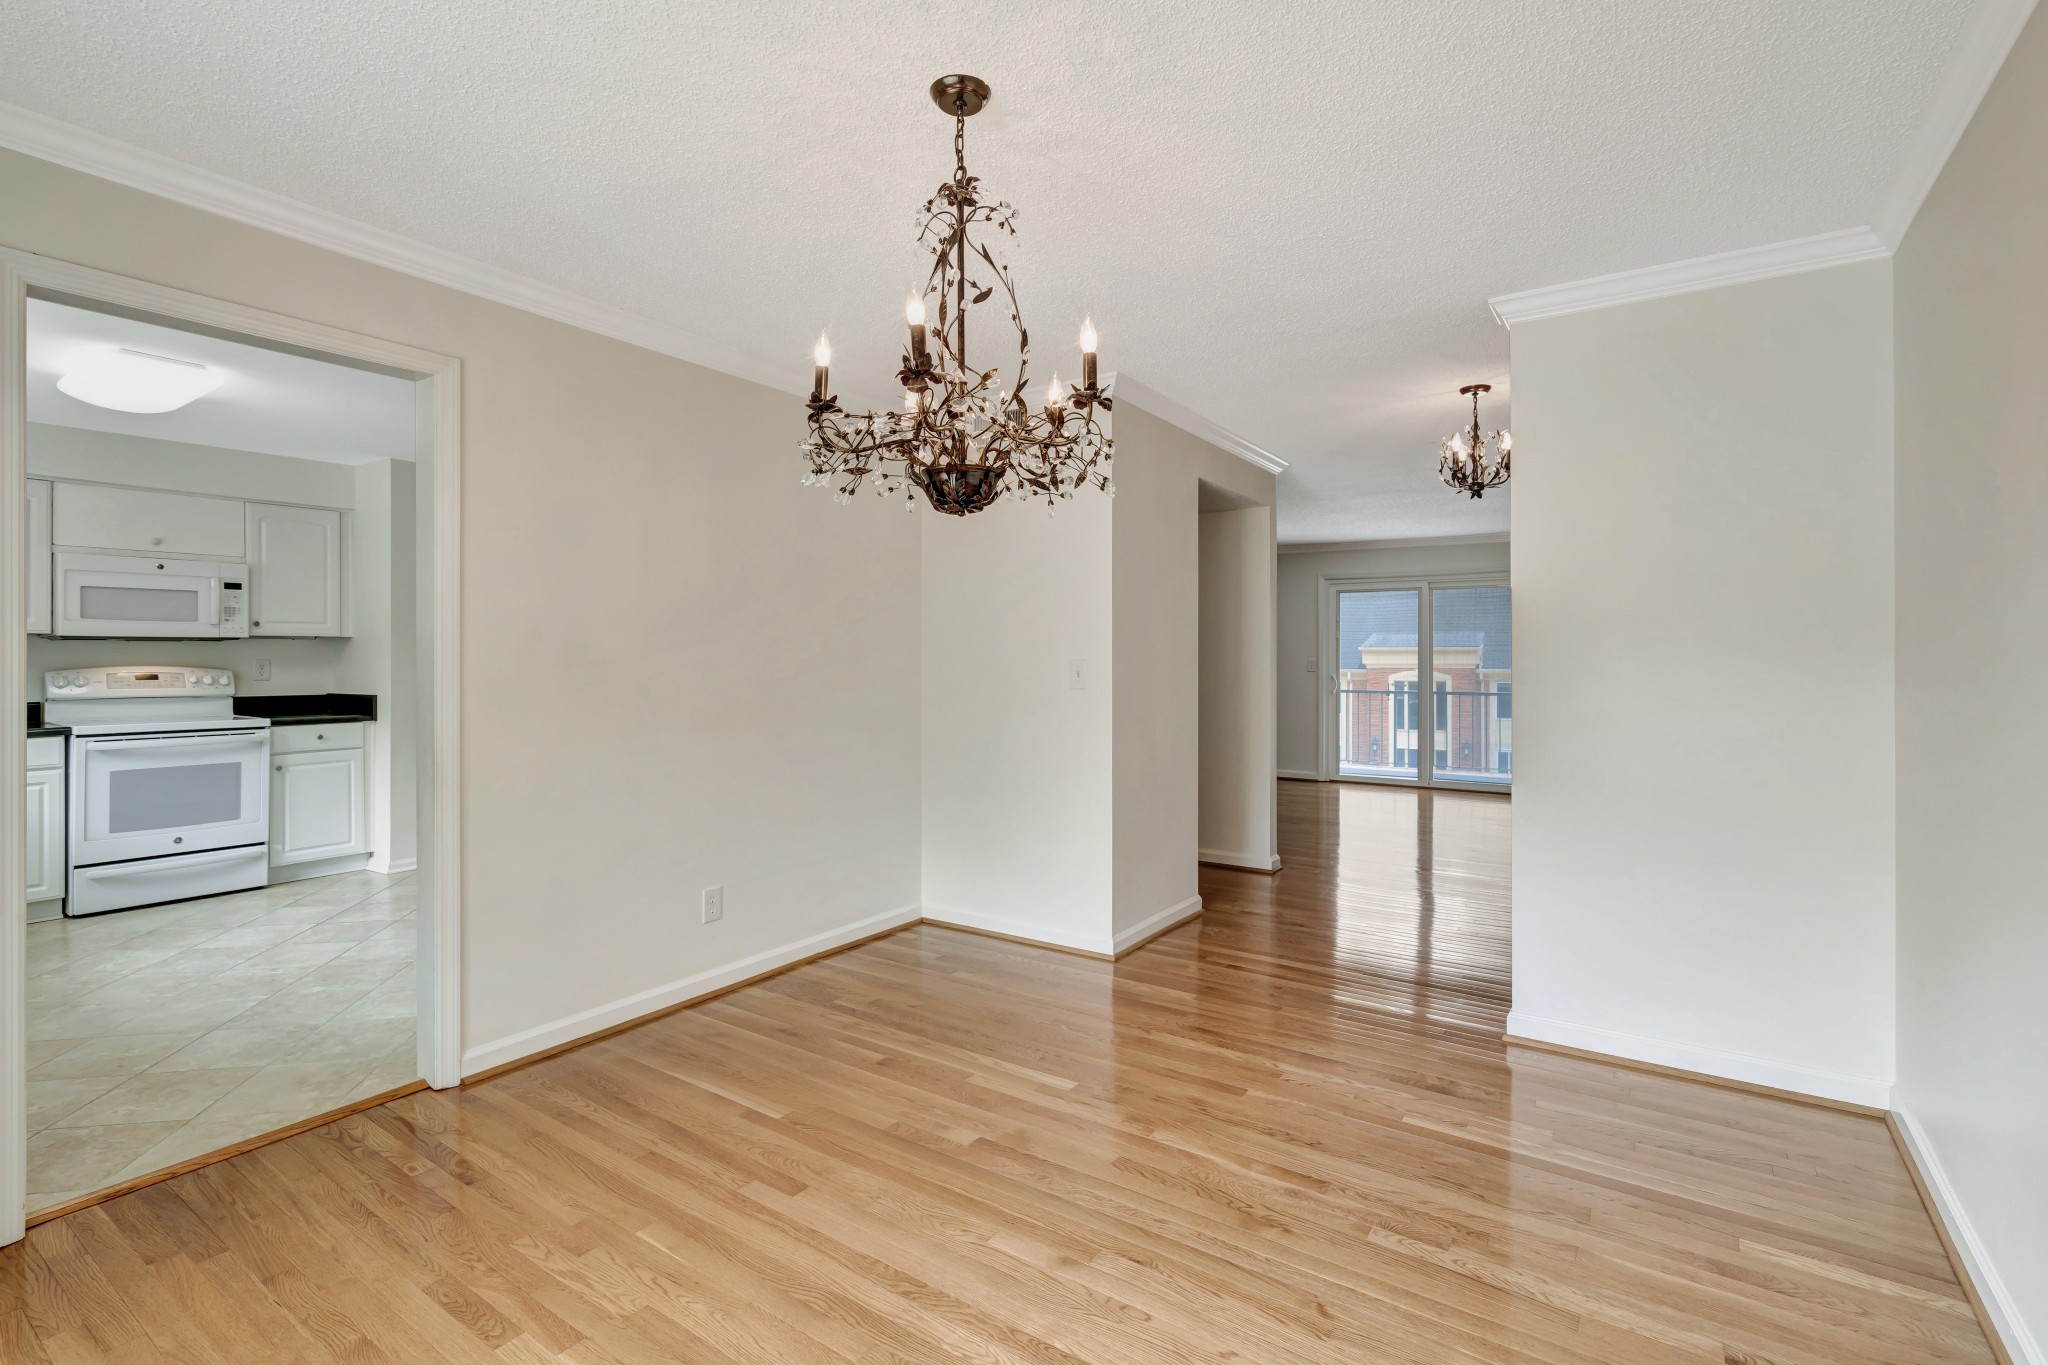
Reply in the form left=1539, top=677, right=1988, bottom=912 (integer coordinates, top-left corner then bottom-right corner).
left=25, top=868, right=418, bottom=1212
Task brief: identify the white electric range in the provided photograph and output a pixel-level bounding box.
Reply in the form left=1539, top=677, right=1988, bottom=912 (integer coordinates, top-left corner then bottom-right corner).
left=42, top=665, right=272, bottom=916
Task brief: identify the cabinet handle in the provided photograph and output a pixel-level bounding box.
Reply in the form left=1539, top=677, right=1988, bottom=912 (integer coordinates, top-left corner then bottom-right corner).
left=316, top=733, right=326, bottom=740
left=150, top=536, right=164, bottom=546
left=275, top=765, right=283, bottom=772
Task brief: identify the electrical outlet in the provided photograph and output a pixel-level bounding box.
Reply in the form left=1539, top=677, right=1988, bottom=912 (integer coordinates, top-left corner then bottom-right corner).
left=1306, top=657, right=1317, bottom=673
left=252, top=658, right=272, bottom=682
left=1069, top=658, right=1088, bottom=690
left=702, top=886, right=724, bottom=924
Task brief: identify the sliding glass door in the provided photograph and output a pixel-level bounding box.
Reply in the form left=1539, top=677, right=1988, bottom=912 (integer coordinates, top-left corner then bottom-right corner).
left=1328, top=578, right=1511, bottom=789
left=1335, top=587, right=1423, bottom=781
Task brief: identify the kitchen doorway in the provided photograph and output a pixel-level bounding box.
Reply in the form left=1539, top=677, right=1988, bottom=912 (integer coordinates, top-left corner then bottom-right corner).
left=1, top=248, right=464, bottom=1243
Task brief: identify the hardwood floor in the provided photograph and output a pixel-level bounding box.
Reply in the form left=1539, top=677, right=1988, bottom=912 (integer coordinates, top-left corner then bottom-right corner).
left=0, top=782, right=1993, bottom=1363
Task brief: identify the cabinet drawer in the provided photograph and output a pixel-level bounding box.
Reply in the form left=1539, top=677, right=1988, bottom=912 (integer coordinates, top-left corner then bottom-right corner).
left=270, top=722, right=366, bottom=754
left=54, top=482, right=246, bottom=558
left=28, top=736, right=64, bottom=770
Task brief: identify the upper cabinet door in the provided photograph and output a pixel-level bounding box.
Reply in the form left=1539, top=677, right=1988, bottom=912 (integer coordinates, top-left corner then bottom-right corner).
left=53, top=482, right=246, bottom=558
left=26, top=478, right=51, bottom=634
left=247, top=503, right=346, bottom=637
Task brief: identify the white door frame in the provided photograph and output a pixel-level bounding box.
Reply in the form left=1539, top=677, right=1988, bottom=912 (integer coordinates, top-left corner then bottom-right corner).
left=1317, top=571, right=1510, bottom=793
left=0, top=245, right=465, bottom=1245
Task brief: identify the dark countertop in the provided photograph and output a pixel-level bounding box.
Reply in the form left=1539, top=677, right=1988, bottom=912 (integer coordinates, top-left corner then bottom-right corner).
left=25, top=704, right=67, bottom=737
left=234, top=693, right=377, bottom=727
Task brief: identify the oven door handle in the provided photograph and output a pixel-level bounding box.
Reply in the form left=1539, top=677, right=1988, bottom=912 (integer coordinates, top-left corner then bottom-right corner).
left=85, top=733, right=265, bottom=752
left=76, top=847, right=262, bottom=878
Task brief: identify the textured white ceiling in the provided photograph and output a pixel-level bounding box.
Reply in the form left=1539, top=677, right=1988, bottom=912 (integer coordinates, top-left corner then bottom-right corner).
left=28, top=299, right=417, bottom=463
left=0, top=0, right=1977, bottom=539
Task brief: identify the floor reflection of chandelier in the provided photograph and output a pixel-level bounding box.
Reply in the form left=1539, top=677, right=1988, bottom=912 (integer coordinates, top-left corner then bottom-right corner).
left=804, top=75, right=1113, bottom=517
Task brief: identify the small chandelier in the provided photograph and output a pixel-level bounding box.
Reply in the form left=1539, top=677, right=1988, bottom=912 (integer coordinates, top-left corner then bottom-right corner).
left=1439, top=383, right=1511, bottom=498
left=804, top=75, right=1113, bottom=517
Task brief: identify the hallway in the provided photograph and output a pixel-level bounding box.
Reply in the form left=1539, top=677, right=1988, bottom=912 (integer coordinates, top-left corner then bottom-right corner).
left=0, top=784, right=1992, bottom=1363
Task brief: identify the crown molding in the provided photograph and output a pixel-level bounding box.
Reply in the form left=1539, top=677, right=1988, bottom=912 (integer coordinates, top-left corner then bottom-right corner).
left=1872, top=0, right=2040, bottom=247
left=1279, top=532, right=1509, bottom=555
left=0, top=100, right=804, bottom=396
left=1488, top=227, right=1889, bottom=328
left=1110, top=373, right=1287, bottom=474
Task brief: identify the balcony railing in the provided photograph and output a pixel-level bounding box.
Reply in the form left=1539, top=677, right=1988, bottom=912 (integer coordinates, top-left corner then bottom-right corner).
left=1339, top=687, right=1512, bottom=783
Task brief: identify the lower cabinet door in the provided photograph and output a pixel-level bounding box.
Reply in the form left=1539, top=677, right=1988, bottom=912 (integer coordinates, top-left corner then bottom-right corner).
left=270, top=748, right=367, bottom=865
left=26, top=767, right=63, bottom=902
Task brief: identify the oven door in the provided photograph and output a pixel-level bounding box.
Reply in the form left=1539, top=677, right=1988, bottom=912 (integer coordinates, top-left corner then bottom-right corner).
left=70, top=730, right=271, bottom=865
left=54, top=552, right=233, bottom=639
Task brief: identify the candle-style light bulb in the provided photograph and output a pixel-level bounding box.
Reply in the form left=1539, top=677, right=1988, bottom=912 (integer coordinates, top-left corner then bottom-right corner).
left=1078, top=318, right=1098, bottom=391
left=811, top=335, right=831, bottom=403
left=1079, top=318, right=1098, bottom=353
left=1047, top=373, right=1067, bottom=409
left=906, top=293, right=930, bottom=369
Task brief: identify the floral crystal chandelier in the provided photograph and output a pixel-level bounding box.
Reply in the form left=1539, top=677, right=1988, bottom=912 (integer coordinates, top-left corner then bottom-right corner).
left=1439, top=383, right=1512, bottom=498
left=804, top=75, right=1113, bottom=517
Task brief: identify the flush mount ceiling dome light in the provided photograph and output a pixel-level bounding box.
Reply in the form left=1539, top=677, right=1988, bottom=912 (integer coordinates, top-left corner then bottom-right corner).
left=56, top=347, right=225, bottom=413
left=1439, top=383, right=1512, bottom=499
left=804, top=75, right=1113, bottom=517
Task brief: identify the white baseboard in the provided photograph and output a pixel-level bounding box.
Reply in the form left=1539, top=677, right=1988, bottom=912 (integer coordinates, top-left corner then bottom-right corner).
left=369, top=855, right=417, bottom=875
left=460, top=903, right=921, bottom=1077
left=1199, top=848, right=1281, bottom=872
left=1113, top=895, right=1204, bottom=954
left=920, top=904, right=1115, bottom=957
left=1277, top=769, right=1322, bottom=782
left=1504, top=1011, right=1894, bottom=1110
left=268, top=852, right=373, bottom=884
left=1892, top=1107, right=2043, bottom=1365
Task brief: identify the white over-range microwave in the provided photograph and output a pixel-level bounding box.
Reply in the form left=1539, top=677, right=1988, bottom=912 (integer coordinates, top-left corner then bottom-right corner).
left=52, top=551, right=251, bottom=639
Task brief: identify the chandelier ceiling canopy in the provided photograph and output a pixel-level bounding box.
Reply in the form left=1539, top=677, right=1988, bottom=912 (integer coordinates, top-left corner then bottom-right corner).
left=804, top=75, right=1113, bottom=517
left=1439, top=383, right=1511, bottom=499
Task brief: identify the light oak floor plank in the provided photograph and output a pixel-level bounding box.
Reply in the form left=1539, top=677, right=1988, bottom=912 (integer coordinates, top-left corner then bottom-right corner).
left=0, top=782, right=1994, bottom=1363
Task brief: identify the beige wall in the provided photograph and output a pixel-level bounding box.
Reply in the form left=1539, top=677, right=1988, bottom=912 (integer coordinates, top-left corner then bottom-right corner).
left=1508, top=259, right=1896, bottom=1106
left=1199, top=505, right=1277, bottom=869
left=1110, top=404, right=1274, bottom=939
left=1894, top=6, right=2048, bottom=1350
left=921, top=401, right=1275, bottom=954
left=0, top=147, right=924, bottom=1071
left=1276, top=539, right=1510, bottom=777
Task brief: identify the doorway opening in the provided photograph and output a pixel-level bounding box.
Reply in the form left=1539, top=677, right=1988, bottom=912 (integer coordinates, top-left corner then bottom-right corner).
left=2, top=250, right=462, bottom=1243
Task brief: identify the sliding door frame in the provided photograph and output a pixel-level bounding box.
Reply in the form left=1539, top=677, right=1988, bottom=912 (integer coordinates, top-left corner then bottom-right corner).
left=1316, top=571, right=1511, bottom=793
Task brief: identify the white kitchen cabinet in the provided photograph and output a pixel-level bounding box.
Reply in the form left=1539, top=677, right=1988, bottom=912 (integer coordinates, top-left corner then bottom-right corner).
left=270, top=730, right=368, bottom=865
left=53, top=482, right=246, bottom=558
left=27, top=738, right=64, bottom=908
left=246, top=503, right=345, bottom=636
left=26, top=477, right=51, bottom=634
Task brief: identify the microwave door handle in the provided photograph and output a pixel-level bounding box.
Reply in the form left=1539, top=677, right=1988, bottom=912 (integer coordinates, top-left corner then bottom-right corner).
left=205, top=576, right=221, bottom=626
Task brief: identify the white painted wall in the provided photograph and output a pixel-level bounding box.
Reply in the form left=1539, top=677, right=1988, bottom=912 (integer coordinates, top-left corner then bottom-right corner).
left=1200, top=505, right=1277, bottom=870
left=0, top=147, right=924, bottom=1074
left=921, top=491, right=1114, bottom=953
left=921, top=400, right=1274, bottom=955
left=1110, top=404, right=1275, bottom=945
left=1507, top=259, right=1897, bottom=1107
left=334, top=458, right=417, bottom=872
left=1894, top=7, right=2048, bottom=1355
left=1276, top=539, right=1510, bottom=777
left=28, top=422, right=357, bottom=507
